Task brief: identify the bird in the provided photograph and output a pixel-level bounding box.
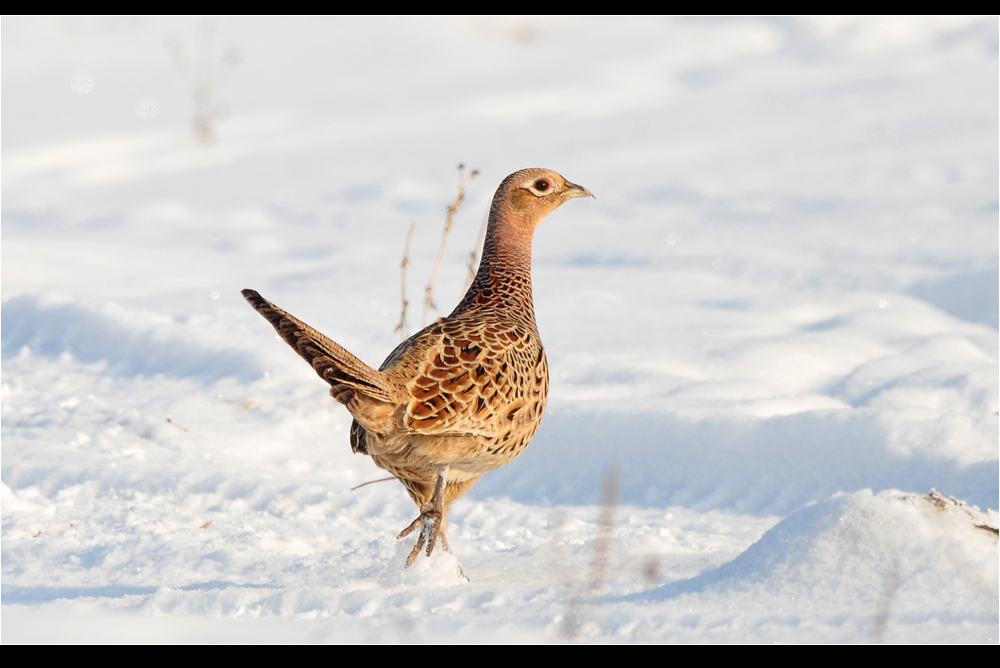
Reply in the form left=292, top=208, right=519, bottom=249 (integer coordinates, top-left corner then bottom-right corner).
left=242, top=168, right=593, bottom=569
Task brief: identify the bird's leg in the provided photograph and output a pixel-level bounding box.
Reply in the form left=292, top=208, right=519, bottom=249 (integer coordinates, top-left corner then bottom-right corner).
left=424, top=464, right=449, bottom=556
left=399, top=465, right=449, bottom=567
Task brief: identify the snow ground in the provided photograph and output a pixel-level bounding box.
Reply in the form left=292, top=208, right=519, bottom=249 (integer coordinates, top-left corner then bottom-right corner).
left=2, top=16, right=997, bottom=643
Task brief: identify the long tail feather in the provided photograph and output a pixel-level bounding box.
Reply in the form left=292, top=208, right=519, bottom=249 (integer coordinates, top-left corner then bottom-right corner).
left=242, top=289, right=396, bottom=403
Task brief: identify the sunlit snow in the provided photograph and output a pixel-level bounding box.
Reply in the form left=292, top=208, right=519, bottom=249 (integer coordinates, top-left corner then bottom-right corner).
left=2, top=16, right=997, bottom=643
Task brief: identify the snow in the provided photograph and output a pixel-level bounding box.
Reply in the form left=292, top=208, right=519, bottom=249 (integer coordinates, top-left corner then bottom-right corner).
left=2, top=16, right=997, bottom=643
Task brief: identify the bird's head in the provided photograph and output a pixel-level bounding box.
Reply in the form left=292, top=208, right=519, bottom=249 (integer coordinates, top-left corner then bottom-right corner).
left=493, top=168, right=594, bottom=232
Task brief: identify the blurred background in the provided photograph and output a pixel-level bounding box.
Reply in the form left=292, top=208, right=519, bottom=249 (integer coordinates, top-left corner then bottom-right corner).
left=4, top=17, right=996, bottom=306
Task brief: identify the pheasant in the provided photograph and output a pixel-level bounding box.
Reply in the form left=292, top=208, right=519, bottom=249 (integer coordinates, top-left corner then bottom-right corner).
left=242, top=168, right=592, bottom=568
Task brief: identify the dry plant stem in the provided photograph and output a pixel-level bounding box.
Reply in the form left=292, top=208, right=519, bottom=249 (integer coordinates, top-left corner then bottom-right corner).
left=165, top=20, right=241, bottom=145
left=395, top=222, right=416, bottom=340
left=464, top=212, right=489, bottom=293
left=548, top=509, right=582, bottom=640
left=555, top=467, right=621, bottom=641
left=589, top=467, right=621, bottom=595
left=869, top=564, right=901, bottom=643
left=349, top=476, right=396, bottom=491
left=422, top=164, right=478, bottom=326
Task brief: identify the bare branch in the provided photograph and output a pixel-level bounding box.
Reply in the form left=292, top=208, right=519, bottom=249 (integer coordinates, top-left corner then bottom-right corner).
left=350, top=476, right=397, bottom=492
left=589, top=466, right=620, bottom=595
left=395, top=222, right=417, bottom=341
left=464, top=211, right=489, bottom=293
left=422, top=164, right=478, bottom=326
left=164, top=20, right=240, bottom=145
left=869, top=564, right=901, bottom=642
left=555, top=466, right=622, bottom=641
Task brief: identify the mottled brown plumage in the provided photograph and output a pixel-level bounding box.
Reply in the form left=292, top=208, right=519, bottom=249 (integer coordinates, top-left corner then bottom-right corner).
left=242, top=168, right=592, bottom=568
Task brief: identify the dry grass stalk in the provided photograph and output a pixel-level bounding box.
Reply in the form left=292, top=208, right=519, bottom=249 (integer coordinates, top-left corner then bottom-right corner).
left=554, top=467, right=622, bottom=641
left=589, top=467, right=621, bottom=595
left=350, top=476, right=396, bottom=491
left=422, top=163, right=479, bottom=327
left=395, top=222, right=417, bottom=340
left=165, top=20, right=241, bottom=145
left=869, top=564, right=901, bottom=643
left=547, top=509, right=582, bottom=639
left=464, top=213, right=489, bottom=293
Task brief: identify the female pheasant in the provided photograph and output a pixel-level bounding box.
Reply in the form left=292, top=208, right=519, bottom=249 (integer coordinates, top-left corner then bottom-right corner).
left=242, top=168, right=592, bottom=567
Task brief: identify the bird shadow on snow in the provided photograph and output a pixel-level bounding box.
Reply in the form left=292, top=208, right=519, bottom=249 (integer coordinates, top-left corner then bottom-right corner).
left=473, top=408, right=998, bottom=515
left=1, top=295, right=261, bottom=383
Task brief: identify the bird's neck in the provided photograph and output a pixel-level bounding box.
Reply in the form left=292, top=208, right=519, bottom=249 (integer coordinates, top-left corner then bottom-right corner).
left=453, top=212, right=536, bottom=322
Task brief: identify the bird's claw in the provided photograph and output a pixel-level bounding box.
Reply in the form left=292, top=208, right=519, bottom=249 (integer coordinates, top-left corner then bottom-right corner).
left=401, top=507, right=448, bottom=567
left=397, top=516, right=422, bottom=540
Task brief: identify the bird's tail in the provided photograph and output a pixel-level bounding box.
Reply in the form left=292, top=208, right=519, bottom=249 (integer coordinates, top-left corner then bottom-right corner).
left=241, top=289, right=396, bottom=403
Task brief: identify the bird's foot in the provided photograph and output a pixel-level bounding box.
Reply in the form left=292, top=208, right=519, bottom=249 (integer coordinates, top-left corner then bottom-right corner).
left=398, top=506, right=449, bottom=567
left=397, top=464, right=451, bottom=568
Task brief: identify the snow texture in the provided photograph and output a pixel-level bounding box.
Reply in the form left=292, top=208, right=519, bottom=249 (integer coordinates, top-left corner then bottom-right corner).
left=2, top=16, right=998, bottom=643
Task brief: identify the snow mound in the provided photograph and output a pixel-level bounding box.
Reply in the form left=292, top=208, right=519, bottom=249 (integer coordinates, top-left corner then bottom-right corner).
left=640, top=489, right=998, bottom=642
left=378, top=542, right=470, bottom=588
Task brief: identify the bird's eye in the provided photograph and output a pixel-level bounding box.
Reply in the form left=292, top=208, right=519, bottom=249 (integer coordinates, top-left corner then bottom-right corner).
left=534, top=179, right=551, bottom=192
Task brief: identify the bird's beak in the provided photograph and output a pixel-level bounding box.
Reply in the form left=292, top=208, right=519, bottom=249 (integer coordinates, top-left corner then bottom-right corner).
left=563, top=181, right=595, bottom=200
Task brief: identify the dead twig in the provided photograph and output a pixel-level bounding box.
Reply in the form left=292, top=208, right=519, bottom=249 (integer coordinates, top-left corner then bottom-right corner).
left=869, top=564, right=901, bottom=643
left=165, top=20, right=241, bottom=145
left=422, top=164, right=478, bottom=326
left=589, top=467, right=621, bottom=595
left=165, top=417, right=188, bottom=432
left=549, top=508, right=582, bottom=640
left=395, top=222, right=417, bottom=340
left=464, top=212, right=489, bottom=293
left=350, top=476, right=397, bottom=491
left=556, top=466, right=622, bottom=641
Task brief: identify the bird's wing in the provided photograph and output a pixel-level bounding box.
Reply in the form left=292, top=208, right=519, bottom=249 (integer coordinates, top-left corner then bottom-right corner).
left=387, top=316, right=548, bottom=439
left=242, top=289, right=397, bottom=403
